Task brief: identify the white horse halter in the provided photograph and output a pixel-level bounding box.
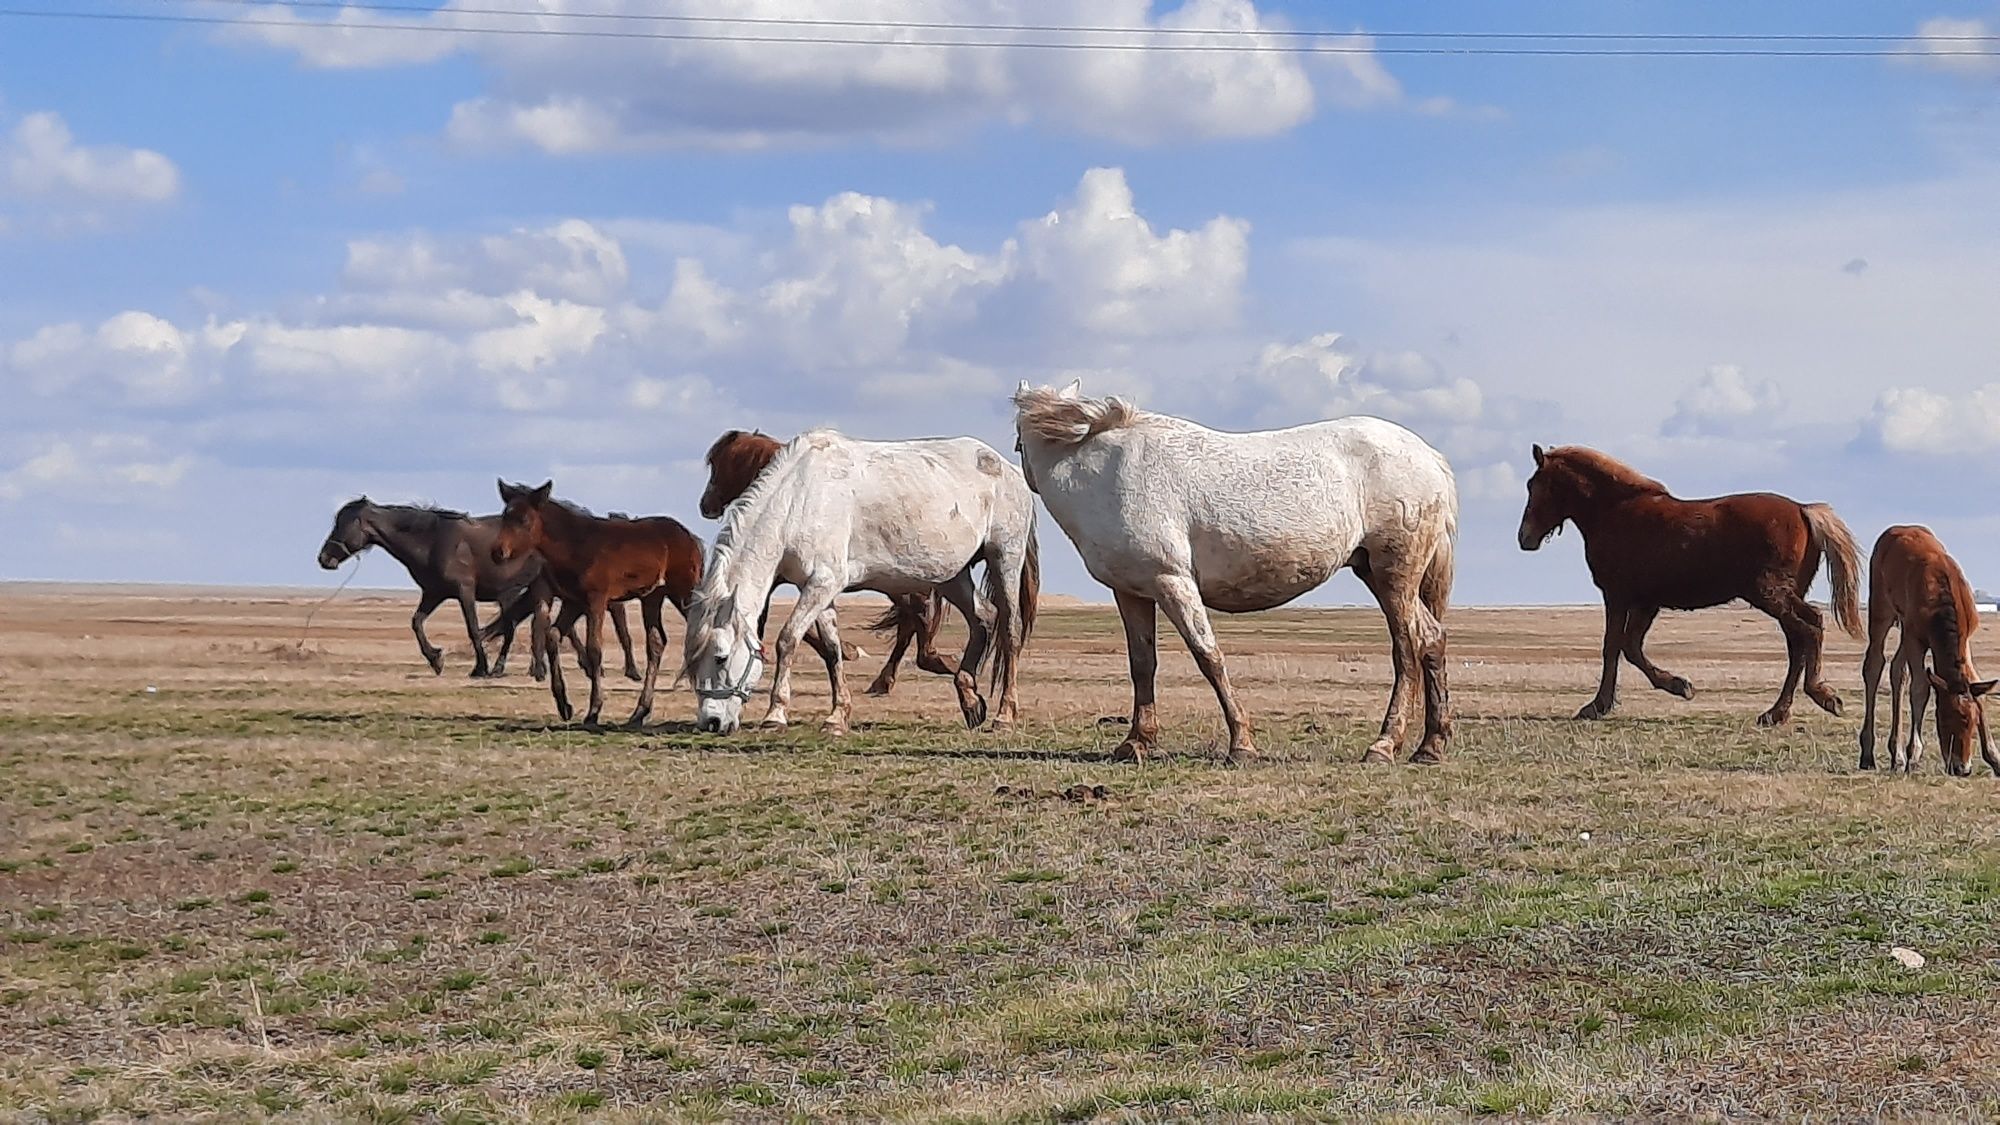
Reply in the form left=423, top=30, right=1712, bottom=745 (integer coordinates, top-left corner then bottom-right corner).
left=695, top=649, right=765, bottom=703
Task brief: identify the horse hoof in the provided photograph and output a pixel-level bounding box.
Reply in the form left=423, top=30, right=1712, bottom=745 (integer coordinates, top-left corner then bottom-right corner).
left=1110, top=740, right=1149, bottom=764
left=1222, top=745, right=1256, bottom=767
left=1362, top=738, right=1398, bottom=764
left=962, top=697, right=989, bottom=731
left=821, top=720, right=850, bottom=737
left=1574, top=701, right=1612, bottom=721
left=864, top=680, right=894, bottom=697
left=1667, top=677, right=1695, bottom=700
left=1813, top=693, right=1843, bottom=717
left=1755, top=709, right=1787, bottom=728
left=1410, top=747, right=1445, bottom=766
left=427, top=657, right=444, bottom=676
left=761, top=717, right=789, bottom=731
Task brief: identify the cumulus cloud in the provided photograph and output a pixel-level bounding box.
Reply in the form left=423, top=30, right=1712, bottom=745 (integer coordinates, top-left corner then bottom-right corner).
left=1901, top=16, right=2000, bottom=79
left=1865, top=384, right=2000, bottom=454
left=0, top=434, right=194, bottom=503
left=1236, top=331, right=1483, bottom=429
left=1661, top=364, right=1786, bottom=438
left=216, top=0, right=1464, bottom=150
left=3, top=111, right=180, bottom=203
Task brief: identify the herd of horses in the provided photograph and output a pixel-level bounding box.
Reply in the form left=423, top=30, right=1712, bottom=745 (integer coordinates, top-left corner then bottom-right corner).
left=317, top=382, right=1995, bottom=778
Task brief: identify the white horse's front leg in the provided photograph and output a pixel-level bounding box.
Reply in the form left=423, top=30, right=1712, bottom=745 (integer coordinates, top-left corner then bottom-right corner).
left=763, top=576, right=840, bottom=731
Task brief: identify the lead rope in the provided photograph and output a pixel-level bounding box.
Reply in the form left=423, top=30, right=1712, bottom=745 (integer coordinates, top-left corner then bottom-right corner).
left=297, top=553, right=364, bottom=650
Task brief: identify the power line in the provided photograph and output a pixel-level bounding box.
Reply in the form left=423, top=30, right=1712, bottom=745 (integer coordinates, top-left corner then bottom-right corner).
left=5, top=6, right=1999, bottom=56
left=187, top=0, right=2000, bottom=44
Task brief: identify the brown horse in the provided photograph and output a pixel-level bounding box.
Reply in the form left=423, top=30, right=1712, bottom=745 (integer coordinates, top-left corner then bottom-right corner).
left=1859, top=526, right=1998, bottom=776
left=1517, top=445, right=1863, bottom=726
left=701, top=428, right=956, bottom=695
left=492, top=481, right=704, bottom=728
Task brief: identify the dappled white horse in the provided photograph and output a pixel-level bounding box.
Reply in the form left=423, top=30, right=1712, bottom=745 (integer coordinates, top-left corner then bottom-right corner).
left=1013, top=382, right=1458, bottom=765
left=685, top=430, right=1039, bottom=735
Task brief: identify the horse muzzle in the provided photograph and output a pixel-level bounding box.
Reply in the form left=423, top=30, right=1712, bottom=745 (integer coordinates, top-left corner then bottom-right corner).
left=317, top=544, right=348, bottom=569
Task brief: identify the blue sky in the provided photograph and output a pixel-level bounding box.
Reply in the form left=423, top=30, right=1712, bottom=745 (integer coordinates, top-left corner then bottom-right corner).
left=4, top=1, right=2000, bottom=604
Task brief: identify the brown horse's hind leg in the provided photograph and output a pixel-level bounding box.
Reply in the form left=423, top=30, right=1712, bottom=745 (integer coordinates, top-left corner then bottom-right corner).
left=458, top=591, right=495, bottom=678
left=810, top=607, right=853, bottom=735
left=545, top=602, right=580, bottom=723
left=1576, top=598, right=1630, bottom=720
left=611, top=602, right=642, bottom=682
left=1622, top=605, right=1694, bottom=700
left=624, top=593, right=668, bottom=729
left=1154, top=574, right=1255, bottom=764
left=1858, top=592, right=1896, bottom=769
left=1790, top=598, right=1842, bottom=717
left=412, top=591, right=446, bottom=674
left=579, top=601, right=609, bottom=728
left=1750, top=592, right=1807, bottom=727
left=936, top=571, right=993, bottom=731
left=1111, top=590, right=1160, bottom=763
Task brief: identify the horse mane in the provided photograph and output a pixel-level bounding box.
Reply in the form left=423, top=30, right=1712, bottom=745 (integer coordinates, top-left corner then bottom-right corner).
left=1544, top=446, right=1669, bottom=498
left=1932, top=600, right=1971, bottom=687
left=1013, top=384, right=1140, bottom=447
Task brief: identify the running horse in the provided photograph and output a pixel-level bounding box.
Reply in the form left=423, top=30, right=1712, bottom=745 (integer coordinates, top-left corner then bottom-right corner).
left=702, top=429, right=957, bottom=696
left=491, top=481, right=704, bottom=728
left=1013, top=381, right=1457, bottom=766
left=1859, top=525, right=1999, bottom=776
left=1517, top=445, right=1863, bottom=726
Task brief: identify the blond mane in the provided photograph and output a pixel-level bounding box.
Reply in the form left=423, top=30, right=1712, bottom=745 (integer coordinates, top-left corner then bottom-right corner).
left=1012, top=384, right=1141, bottom=447
left=1547, top=445, right=1669, bottom=497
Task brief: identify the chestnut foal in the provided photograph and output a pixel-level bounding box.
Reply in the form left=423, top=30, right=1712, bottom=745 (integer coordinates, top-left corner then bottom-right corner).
left=492, top=480, right=703, bottom=728
left=1859, top=525, right=1999, bottom=777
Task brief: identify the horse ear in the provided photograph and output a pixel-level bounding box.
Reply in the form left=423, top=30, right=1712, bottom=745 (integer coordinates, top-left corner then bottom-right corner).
left=497, top=478, right=517, bottom=501
left=1059, top=379, right=1082, bottom=400
left=1974, top=679, right=1999, bottom=697
left=1531, top=444, right=1546, bottom=467
left=531, top=481, right=553, bottom=504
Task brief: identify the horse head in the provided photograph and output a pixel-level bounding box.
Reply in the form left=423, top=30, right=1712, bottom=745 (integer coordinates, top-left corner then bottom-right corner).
left=700, top=429, right=783, bottom=520
left=1927, top=670, right=1998, bottom=777
left=318, top=497, right=373, bottom=569
left=492, top=479, right=553, bottom=564
left=686, top=589, right=765, bottom=734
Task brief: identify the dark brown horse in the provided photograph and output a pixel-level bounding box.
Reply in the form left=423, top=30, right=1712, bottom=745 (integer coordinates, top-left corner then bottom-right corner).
left=492, top=481, right=704, bottom=727
left=1517, top=445, right=1863, bottom=726
left=1859, top=525, right=1998, bottom=776
left=318, top=498, right=552, bottom=679
left=701, top=428, right=956, bottom=695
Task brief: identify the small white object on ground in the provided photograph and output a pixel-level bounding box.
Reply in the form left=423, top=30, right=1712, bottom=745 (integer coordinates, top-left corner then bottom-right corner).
left=1890, top=946, right=1925, bottom=969
left=144, top=686, right=158, bottom=694
left=1578, top=831, right=1591, bottom=842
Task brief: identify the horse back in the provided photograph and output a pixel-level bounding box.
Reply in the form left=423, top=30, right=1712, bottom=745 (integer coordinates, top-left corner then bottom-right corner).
left=1587, top=491, right=1814, bottom=609
left=1869, top=525, right=1976, bottom=641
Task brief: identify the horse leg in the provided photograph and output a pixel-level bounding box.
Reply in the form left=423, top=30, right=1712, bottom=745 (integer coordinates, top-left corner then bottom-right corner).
left=1886, top=637, right=1909, bottom=771
left=528, top=595, right=550, bottom=682
left=1110, top=590, right=1159, bottom=763
left=612, top=602, right=642, bottom=682
left=987, top=544, right=1027, bottom=732
left=1357, top=563, right=1427, bottom=763
left=1576, top=597, right=1629, bottom=720
left=1154, top=575, right=1254, bottom=764
left=1753, top=593, right=1807, bottom=727
left=1903, top=643, right=1931, bottom=774
left=1858, top=602, right=1894, bottom=770
left=491, top=608, right=516, bottom=677
left=457, top=590, right=495, bottom=678
left=545, top=602, right=580, bottom=723
left=1410, top=602, right=1452, bottom=766
left=580, top=600, right=608, bottom=728
left=913, top=593, right=958, bottom=676
left=624, top=593, right=668, bottom=729
left=811, top=607, right=853, bottom=736
left=936, top=569, right=992, bottom=730
left=410, top=591, right=447, bottom=674
left=863, top=603, right=915, bottom=697
left=1790, top=597, right=1841, bottom=717
left=765, top=576, right=840, bottom=730
left=1622, top=606, right=1693, bottom=700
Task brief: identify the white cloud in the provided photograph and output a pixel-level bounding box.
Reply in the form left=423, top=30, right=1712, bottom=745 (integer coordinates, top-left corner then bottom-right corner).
left=3, top=111, right=179, bottom=203
left=0, top=434, right=194, bottom=502
left=1662, top=364, right=1785, bottom=438
left=1902, top=16, right=2000, bottom=79
left=1866, top=384, right=2000, bottom=454
left=219, top=0, right=1471, bottom=150
left=1237, top=331, right=1483, bottom=429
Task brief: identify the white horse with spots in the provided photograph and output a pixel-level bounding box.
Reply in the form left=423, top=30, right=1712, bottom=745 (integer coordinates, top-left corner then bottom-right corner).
left=1013, top=382, right=1457, bottom=765
left=685, top=429, right=1039, bottom=736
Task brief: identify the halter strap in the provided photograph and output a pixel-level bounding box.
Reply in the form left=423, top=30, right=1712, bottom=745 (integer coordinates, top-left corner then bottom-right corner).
left=695, top=650, right=765, bottom=703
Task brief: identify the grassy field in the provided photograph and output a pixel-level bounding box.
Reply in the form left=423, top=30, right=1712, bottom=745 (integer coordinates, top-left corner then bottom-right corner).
left=3, top=585, right=1999, bottom=1121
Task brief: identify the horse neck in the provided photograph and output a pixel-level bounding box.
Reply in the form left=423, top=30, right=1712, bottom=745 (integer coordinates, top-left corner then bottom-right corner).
left=365, top=508, right=441, bottom=576
left=531, top=504, right=597, bottom=578
left=1565, top=478, right=1660, bottom=537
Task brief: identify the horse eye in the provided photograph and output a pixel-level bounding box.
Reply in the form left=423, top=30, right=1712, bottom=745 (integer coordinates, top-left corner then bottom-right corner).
left=714, top=654, right=728, bottom=666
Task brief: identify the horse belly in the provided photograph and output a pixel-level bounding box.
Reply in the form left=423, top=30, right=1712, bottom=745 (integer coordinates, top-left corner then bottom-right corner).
left=1195, top=540, right=1346, bottom=613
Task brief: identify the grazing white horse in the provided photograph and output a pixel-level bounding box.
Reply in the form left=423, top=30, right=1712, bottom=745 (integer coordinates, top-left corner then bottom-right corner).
left=684, top=429, right=1040, bottom=735
left=1013, top=381, right=1458, bottom=764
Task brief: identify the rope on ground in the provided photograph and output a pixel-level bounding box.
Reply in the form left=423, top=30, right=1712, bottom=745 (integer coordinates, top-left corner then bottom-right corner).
left=298, top=553, right=364, bottom=649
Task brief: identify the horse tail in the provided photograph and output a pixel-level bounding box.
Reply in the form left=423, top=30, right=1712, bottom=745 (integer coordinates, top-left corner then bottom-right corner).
left=1804, top=502, right=1864, bottom=639
left=1418, top=454, right=1458, bottom=622
left=865, top=601, right=912, bottom=636
left=984, top=523, right=1041, bottom=702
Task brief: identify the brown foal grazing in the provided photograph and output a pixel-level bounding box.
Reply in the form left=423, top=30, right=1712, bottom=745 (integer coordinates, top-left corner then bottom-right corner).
left=1859, top=526, right=1998, bottom=777
left=701, top=428, right=957, bottom=694
left=1517, top=445, right=1863, bottom=726
left=491, top=480, right=704, bottom=728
